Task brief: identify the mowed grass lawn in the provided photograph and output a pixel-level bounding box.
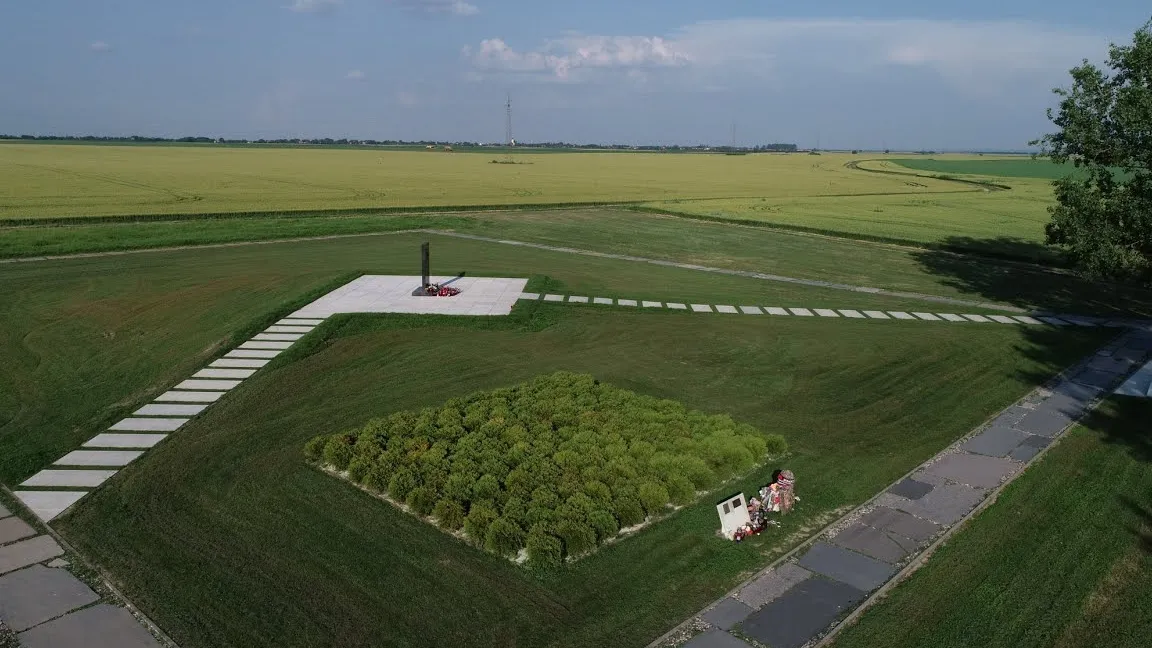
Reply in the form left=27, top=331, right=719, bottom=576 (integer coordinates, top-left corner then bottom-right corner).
left=0, top=144, right=963, bottom=219
left=55, top=304, right=1106, bottom=648
left=890, top=157, right=1087, bottom=180
left=832, top=397, right=1152, bottom=648
left=0, top=231, right=1010, bottom=486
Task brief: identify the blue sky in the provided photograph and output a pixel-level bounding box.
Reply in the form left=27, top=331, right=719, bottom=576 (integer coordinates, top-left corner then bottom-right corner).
left=1, top=1, right=1148, bottom=149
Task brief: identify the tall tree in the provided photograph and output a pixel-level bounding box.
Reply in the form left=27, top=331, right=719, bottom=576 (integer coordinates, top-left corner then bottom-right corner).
left=1033, top=20, right=1152, bottom=283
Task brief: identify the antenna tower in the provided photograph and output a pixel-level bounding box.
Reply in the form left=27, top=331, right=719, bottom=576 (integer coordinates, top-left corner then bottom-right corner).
left=504, top=93, right=514, bottom=163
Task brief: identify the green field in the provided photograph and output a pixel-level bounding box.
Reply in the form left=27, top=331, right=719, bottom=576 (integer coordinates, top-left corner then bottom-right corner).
left=832, top=397, right=1152, bottom=648
left=890, top=157, right=1083, bottom=180
left=0, top=144, right=962, bottom=220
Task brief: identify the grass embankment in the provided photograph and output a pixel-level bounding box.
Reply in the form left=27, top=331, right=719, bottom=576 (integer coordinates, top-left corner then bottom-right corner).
left=0, top=230, right=1009, bottom=486
left=0, top=146, right=958, bottom=220
left=832, top=397, right=1152, bottom=648
left=55, top=297, right=1105, bottom=648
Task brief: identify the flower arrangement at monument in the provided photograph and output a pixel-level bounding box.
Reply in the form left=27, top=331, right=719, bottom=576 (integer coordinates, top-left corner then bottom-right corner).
left=305, top=372, right=786, bottom=567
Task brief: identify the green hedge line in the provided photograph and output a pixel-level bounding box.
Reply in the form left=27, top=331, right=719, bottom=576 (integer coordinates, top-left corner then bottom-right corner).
left=306, top=372, right=785, bottom=567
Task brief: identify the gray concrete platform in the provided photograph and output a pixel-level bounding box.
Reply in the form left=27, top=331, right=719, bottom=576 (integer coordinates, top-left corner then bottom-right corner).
left=736, top=562, right=813, bottom=609
left=989, top=405, right=1031, bottom=428
left=55, top=451, right=143, bottom=468
left=21, top=470, right=116, bottom=489
left=0, top=536, right=63, bottom=575
left=18, top=603, right=162, bottom=648
left=887, top=478, right=933, bottom=500
left=882, top=481, right=985, bottom=525
left=857, top=507, right=939, bottom=543
left=289, top=275, right=528, bottom=318
left=133, top=404, right=207, bottom=417
left=925, top=453, right=1019, bottom=489
left=737, top=576, right=865, bottom=648
left=961, top=426, right=1030, bottom=458
left=683, top=629, right=754, bottom=648
left=831, top=522, right=919, bottom=563
left=110, top=418, right=188, bottom=432
left=11, top=492, right=87, bottom=523
left=84, top=434, right=166, bottom=449
left=796, top=542, right=896, bottom=592
left=701, top=597, right=753, bottom=630
left=1015, top=408, right=1073, bottom=437
left=0, top=518, right=36, bottom=546
left=0, top=565, right=99, bottom=631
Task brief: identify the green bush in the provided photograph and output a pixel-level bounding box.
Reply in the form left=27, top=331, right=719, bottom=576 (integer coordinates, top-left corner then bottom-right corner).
left=306, top=371, right=780, bottom=563
left=433, top=499, right=465, bottom=530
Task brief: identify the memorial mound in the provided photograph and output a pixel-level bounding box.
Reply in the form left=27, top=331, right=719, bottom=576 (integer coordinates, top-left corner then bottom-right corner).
left=305, top=372, right=786, bottom=566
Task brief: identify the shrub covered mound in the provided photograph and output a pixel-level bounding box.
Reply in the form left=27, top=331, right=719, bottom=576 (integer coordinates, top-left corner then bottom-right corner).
left=305, top=372, right=785, bottom=566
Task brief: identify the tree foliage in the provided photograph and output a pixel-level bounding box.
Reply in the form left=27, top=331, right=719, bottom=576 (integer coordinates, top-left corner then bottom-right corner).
left=1033, top=20, right=1152, bottom=283
left=305, top=372, right=782, bottom=562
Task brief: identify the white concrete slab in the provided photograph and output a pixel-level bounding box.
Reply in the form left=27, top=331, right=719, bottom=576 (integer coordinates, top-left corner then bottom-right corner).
left=543, top=294, right=564, bottom=302
left=110, top=418, right=188, bottom=432
left=814, top=309, right=840, bottom=317
left=1012, top=316, right=1044, bottom=325
left=740, top=306, right=763, bottom=315
left=789, top=308, right=814, bottom=316
left=253, top=333, right=303, bottom=341
left=889, top=312, right=916, bottom=320
left=21, top=470, right=116, bottom=489
left=1063, top=317, right=1098, bottom=327
left=264, top=326, right=314, bottom=334
left=643, top=301, right=664, bottom=308
left=518, top=293, right=540, bottom=300
left=225, top=350, right=281, bottom=359
left=193, top=368, right=256, bottom=380
left=691, top=304, right=713, bottom=313
left=154, top=391, right=223, bottom=403
left=278, top=318, right=325, bottom=326
left=55, top=451, right=143, bottom=467
left=765, top=307, right=790, bottom=316
left=210, top=359, right=269, bottom=369
left=1038, top=316, right=1070, bottom=326
left=839, top=310, right=866, bottom=318
left=716, top=305, right=739, bottom=314
left=593, top=298, right=614, bottom=305
left=290, top=275, right=529, bottom=318
left=989, top=315, right=1020, bottom=324
left=618, top=299, right=638, bottom=307
left=133, top=404, right=207, bottom=416
left=913, top=313, right=942, bottom=321
left=12, top=492, right=87, bottom=523
left=175, top=379, right=240, bottom=391
left=1115, top=361, right=1152, bottom=398
left=667, top=303, right=688, bottom=310
left=568, top=296, right=589, bottom=303
left=938, top=314, right=967, bottom=322
left=962, top=314, right=992, bottom=323
left=863, top=311, right=890, bottom=319
left=239, top=341, right=293, bottom=350
left=83, top=434, right=167, bottom=449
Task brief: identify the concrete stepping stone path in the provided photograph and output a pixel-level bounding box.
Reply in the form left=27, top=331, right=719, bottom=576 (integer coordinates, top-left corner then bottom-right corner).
left=54, top=451, right=143, bottom=468
left=21, top=470, right=118, bottom=489
left=133, top=404, right=207, bottom=417
left=83, top=434, right=166, bottom=449
left=110, top=417, right=188, bottom=432
left=10, top=493, right=87, bottom=523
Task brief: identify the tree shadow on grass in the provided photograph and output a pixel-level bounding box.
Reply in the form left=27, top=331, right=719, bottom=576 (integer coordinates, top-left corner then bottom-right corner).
left=1118, top=496, right=1152, bottom=556
left=913, top=236, right=1152, bottom=319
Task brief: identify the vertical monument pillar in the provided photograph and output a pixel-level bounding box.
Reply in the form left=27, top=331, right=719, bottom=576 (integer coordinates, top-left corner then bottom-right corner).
left=413, top=242, right=433, bottom=296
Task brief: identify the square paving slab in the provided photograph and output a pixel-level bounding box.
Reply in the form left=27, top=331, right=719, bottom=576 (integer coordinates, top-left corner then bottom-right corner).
left=264, top=326, right=314, bottom=334
left=939, top=313, right=967, bottom=322
left=738, top=576, right=866, bottom=648
left=0, top=565, right=99, bottom=631
left=797, top=542, right=896, bottom=592
left=815, top=309, right=840, bottom=317
left=253, top=333, right=303, bottom=341
left=691, top=304, right=713, bottom=313
left=989, top=315, right=1019, bottom=324
left=989, top=406, right=1031, bottom=428
left=175, top=379, right=241, bottom=391
left=716, top=305, right=739, bottom=314
left=618, top=299, right=638, bottom=307
left=593, top=297, right=613, bottom=305
left=737, top=563, right=813, bottom=609
left=789, top=308, right=815, bottom=316
left=1013, top=315, right=1044, bottom=325
left=863, top=311, right=890, bottom=319
left=765, top=307, right=790, bottom=315
left=55, top=450, right=143, bottom=468
left=1015, top=408, right=1073, bottom=437
left=277, top=318, right=324, bottom=326
left=569, top=296, right=589, bottom=303
left=193, top=368, right=256, bottom=379
left=84, top=434, right=166, bottom=449
left=0, top=518, right=36, bottom=545
left=543, top=294, right=564, bottom=302
left=289, top=275, right=529, bottom=318
left=1038, top=316, right=1070, bottom=326
left=925, top=453, right=1019, bottom=489
left=12, top=492, right=87, bottom=523
left=889, top=312, right=915, bottom=320
left=518, top=293, right=540, bottom=301
left=831, top=522, right=919, bottom=563
left=887, top=477, right=934, bottom=500
left=739, top=306, right=762, bottom=314
left=701, top=597, right=754, bottom=630
left=225, top=349, right=281, bottom=359
left=21, top=469, right=116, bottom=489
left=18, top=603, right=162, bottom=648
left=209, top=359, right=269, bottom=369
left=667, top=302, right=688, bottom=309
left=239, top=341, right=293, bottom=350
left=1071, top=368, right=1121, bottom=389
left=963, top=314, right=992, bottom=322
left=0, top=536, right=63, bottom=575
left=913, top=312, right=941, bottom=321
left=857, top=507, right=939, bottom=542
left=682, top=629, right=754, bottom=648
left=884, top=481, right=985, bottom=525
left=643, top=301, right=663, bottom=308
left=110, top=417, right=188, bottom=432
left=133, top=404, right=207, bottom=417
left=839, top=310, right=866, bottom=318
left=961, top=426, right=1030, bottom=457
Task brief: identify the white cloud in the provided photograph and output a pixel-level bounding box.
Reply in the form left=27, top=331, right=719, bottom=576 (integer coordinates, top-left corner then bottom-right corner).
left=346, top=69, right=365, bottom=80
left=391, top=0, right=478, bottom=16
left=465, top=19, right=1107, bottom=91
left=286, top=0, right=342, bottom=13
left=89, top=41, right=112, bottom=53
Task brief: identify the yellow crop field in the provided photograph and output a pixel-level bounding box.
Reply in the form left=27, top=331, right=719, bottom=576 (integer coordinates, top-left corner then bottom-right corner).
left=0, top=143, right=967, bottom=219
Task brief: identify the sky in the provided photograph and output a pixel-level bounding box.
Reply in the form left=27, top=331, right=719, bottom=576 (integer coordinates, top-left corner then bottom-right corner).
left=0, top=1, right=1148, bottom=150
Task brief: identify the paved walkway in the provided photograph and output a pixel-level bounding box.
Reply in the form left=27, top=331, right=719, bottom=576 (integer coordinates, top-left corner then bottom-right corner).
left=656, top=328, right=1152, bottom=648
left=0, top=501, right=163, bottom=647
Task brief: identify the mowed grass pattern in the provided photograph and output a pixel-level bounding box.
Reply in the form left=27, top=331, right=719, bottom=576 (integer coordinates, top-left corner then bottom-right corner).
left=0, top=145, right=964, bottom=219
left=56, top=307, right=1106, bottom=648
left=832, top=398, right=1152, bottom=648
